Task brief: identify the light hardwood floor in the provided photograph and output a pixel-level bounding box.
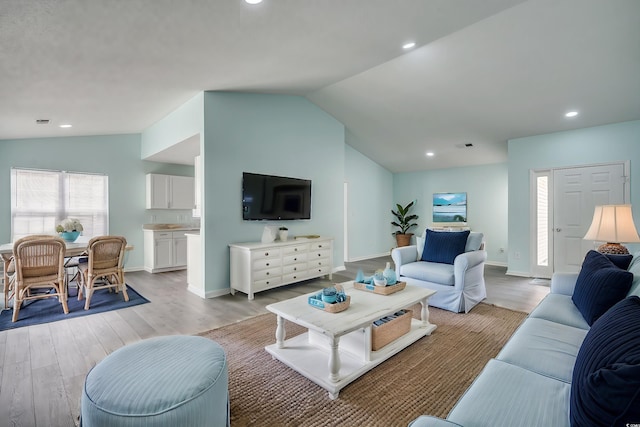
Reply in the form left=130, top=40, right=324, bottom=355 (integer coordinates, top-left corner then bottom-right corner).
left=0, top=256, right=549, bottom=427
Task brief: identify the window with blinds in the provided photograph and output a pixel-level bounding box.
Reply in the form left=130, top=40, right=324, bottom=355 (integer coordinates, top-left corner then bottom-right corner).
left=10, top=168, right=109, bottom=241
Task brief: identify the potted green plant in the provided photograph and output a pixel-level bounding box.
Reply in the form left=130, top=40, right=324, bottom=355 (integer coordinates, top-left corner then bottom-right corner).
left=391, top=201, right=419, bottom=247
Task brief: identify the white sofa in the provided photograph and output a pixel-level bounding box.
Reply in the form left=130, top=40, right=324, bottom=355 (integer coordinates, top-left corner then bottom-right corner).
left=391, top=232, right=486, bottom=313
left=409, top=250, right=640, bottom=427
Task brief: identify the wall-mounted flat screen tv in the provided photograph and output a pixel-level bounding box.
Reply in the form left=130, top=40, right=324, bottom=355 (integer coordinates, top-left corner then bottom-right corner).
left=242, top=172, right=311, bottom=221
left=433, top=192, right=467, bottom=224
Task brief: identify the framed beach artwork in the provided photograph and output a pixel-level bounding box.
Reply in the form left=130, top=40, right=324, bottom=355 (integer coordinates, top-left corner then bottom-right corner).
left=432, top=192, right=467, bottom=224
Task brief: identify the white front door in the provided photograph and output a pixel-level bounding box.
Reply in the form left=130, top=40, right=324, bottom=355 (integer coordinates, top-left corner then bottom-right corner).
left=552, top=163, right=627, bottom=273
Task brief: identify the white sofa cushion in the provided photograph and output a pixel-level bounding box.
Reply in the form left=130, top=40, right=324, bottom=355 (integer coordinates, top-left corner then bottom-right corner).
left=496, top=318, right=588, bottom=382
left=400, top=261, right=454, bottom=286
left=529, top=294, right=590, bottom=330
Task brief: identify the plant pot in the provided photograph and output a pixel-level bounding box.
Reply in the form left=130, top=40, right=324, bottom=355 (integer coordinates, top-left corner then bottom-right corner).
left=395, top=233, right=413, bottom=247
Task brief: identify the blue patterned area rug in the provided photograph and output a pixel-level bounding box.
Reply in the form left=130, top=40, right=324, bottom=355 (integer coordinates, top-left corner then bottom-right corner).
left=0, top=285, right=149, bottom=331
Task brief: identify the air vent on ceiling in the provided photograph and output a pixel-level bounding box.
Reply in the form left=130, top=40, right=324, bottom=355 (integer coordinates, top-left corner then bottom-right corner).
left=36, top=119, right=50, bottom=124
left=455, top=143, right=475, bottom=149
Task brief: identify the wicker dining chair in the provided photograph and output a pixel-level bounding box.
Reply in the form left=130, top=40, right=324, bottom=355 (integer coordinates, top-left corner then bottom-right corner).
left=9, top=234, right=69, bottom=322
left=77, top=236, right=129, bottom=310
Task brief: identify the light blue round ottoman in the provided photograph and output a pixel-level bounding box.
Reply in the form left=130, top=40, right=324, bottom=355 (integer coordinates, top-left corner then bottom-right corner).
left=81, top=335, right=228, bottom=427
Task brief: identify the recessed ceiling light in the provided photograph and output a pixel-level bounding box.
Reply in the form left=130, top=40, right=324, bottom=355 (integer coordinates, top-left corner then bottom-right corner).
left=59, top=124, right=72, bottom=128
left=403, top=42, right=416, bottom=50
left=426, top=152, right=435, bottom=157
left=245, top=0, right=263, bottom=4
left=565, top=111, right=579, bottom=118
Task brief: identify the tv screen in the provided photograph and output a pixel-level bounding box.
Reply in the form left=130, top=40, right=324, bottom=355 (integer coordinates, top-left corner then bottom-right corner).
left=242, top=172, right=311, bottom=220
left=433, top=192, right=467, bottom=223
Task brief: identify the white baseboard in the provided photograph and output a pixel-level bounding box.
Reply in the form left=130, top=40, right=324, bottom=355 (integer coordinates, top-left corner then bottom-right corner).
left=332, top=266, right=346, bottom=273
left=505, top=270, right=531, bottom=278
left=347, top=252, right=391, bottom=262
left=485, top=261, right=507, bottom=268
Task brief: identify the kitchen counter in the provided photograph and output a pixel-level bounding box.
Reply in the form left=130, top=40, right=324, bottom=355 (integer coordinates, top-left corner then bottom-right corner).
left=142, top=224, right=199, bottom=231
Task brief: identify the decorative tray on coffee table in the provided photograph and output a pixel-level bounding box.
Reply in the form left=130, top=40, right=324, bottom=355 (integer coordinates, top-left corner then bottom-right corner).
left=353, top=281, right=406, bottom=295
left=307, top=284, right=350, bottom=313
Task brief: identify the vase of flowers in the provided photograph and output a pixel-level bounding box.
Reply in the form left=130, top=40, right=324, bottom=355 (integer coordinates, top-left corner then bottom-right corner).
left=56, top=218, right=83, bottom=242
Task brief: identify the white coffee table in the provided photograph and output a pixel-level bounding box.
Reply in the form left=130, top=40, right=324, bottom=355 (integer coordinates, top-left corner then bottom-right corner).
left=265, top=281, right=437, bottom=399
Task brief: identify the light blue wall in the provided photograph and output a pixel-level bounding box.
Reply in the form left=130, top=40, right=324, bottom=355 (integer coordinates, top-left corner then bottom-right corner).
left=508, top=120, right=640, bottom=275
left=344, top=140, right=394, bottom=260
left=201, top=92, right=345, bottom=294
left=141, top=92, right=203, bottom=158
left=393, top=163, right=509, bottom=265
left=0, top=134, right=193, bottom=269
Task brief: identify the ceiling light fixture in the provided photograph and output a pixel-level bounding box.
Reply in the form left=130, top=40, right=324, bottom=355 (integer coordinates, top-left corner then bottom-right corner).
left=565, top=111, right=579, bottom=118
left=35, top=119, right=50, bottom=124
left=245, top=0, right=263, bottom=4
left=426, top=152, right=434, bottom=157
left=59, top=124, right=72, bottom=128
left=403, top=42, right=416, bottom=50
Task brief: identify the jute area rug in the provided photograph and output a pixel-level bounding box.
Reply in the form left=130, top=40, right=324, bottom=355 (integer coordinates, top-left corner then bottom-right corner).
left=199, top=303, right=527, bottom=427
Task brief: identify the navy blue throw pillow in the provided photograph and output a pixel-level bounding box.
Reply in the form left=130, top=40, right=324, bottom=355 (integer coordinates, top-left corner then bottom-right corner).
left=572, top=250, right=633, bottom=325
left=605, top=253, right=633, bottom=270
left=570, top=296, right=640, bottom=427
left=421, top=230, right=470, bottom=265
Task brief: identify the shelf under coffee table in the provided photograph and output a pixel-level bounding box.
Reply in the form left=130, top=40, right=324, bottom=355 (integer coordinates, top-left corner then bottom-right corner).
left=265, top=281, right=437, bottom=399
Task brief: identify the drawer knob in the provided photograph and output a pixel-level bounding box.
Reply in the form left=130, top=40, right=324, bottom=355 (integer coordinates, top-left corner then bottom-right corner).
left=265, top=252, right=269, bottom=256
left=318, top=254, right=321, bottom=257
left=294, top=257, right=297, bottom=261
left=266, top=272, right=270, bottom=276
left=266, top=263, right=270, bottom=266
left=293, top=276, right=297, bottom=279
left=294, top=248, right=298, bottom=252
left=293, top=267, right=297, bottom=271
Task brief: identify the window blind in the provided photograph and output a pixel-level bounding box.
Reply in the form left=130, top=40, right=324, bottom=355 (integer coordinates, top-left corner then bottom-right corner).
left=11, top=168, right=109, bottom=241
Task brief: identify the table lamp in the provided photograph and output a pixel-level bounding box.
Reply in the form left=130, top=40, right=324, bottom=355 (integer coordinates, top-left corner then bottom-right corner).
left=583, top=204, right=640, bottom=254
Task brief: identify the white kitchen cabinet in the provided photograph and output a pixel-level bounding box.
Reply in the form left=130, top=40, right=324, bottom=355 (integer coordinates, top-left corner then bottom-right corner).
left=145, top=174, right=195, bottom=209
left=229, top=237, right=333, bottom=300
left=144, top=229, right=193, bottom=273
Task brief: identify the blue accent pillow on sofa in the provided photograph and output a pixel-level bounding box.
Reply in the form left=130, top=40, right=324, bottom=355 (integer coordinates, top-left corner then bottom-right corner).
left=570, top=296, right=640, bottom=427
left=605, top=253, right=633, bottom=270
left=572, top=250, right=633, bottom=326
left=421, top=230, right=470, bottom=265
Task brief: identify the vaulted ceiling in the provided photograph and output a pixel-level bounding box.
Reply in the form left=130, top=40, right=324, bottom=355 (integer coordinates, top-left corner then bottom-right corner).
left=2, top=0, right=639, bottom=172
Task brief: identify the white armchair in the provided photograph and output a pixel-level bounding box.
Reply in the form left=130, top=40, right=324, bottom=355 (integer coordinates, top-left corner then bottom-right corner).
left=391, top=231, right=487, bottom=313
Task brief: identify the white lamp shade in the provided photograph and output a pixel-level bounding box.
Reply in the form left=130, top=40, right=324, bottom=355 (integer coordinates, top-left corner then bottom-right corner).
left=583, top=205, right=640, bottom=243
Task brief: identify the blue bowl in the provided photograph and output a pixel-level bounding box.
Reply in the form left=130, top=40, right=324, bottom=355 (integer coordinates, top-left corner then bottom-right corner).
left=322, top=294, right=337, bottom=304
left=59, top=231, right=80, bottom=242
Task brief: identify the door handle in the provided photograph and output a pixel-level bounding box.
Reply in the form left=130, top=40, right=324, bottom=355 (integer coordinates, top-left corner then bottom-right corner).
left=556, top=228, right=562, bottom=232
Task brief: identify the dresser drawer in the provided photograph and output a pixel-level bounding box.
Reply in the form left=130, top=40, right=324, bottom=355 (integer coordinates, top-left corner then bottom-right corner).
left=310, top=241, right=331, bottom=251
left=283, top=271, right=307, bottom=283
left=309, top=248, right=331, bottom=260
left=253, top=257, right=282, bottom=270
left=282, top=263, right=307, bottom=275
left=253, top=276, right=283, bottom=291
left=253, top=266, right=282, bottom=281
left=283, top=253, right=307, bottom=264
left=282, top=244, right=309, bottom=255
left=308, top=265, right=331, bottom=276
left=308, top=257, right=331, bottom=269
left=252, top=248, right=282, bottom=261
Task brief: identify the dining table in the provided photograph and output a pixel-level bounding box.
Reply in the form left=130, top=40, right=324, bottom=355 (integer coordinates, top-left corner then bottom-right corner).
left=1, top=237, right=133, bottom=308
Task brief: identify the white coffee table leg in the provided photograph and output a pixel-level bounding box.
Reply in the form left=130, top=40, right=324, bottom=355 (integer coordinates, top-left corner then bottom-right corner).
left=276, top=315, right=286, bottom=349
left=328, top=335, right=341, bottom=382
left=420, top=298, right=430, bottom=326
